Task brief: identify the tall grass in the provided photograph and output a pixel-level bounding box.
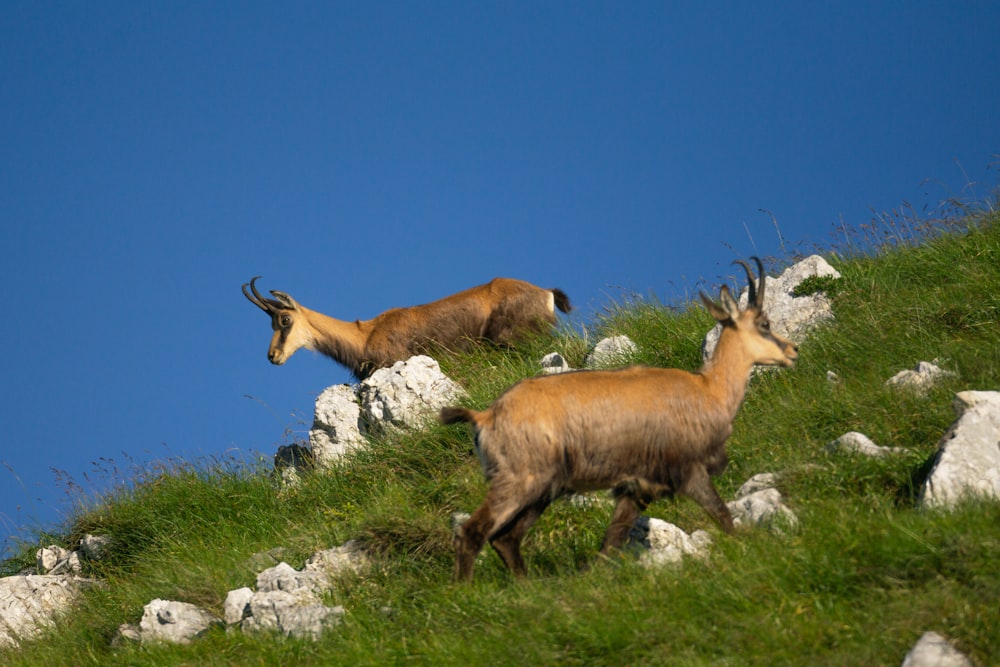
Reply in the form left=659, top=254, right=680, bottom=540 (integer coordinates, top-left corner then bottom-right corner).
left=2, top=208, right=999, bottom=666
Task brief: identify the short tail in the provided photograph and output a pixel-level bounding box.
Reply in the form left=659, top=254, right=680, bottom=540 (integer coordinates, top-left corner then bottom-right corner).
left=440, top=406, right=478, bottom=425
left=551, top=288, right=572, bottom=314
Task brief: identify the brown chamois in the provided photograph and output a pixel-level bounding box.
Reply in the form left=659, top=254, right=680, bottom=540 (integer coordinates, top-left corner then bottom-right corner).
left=243, top=277, right=571, bottom=380
left=440, top=257, right=797, bottom=581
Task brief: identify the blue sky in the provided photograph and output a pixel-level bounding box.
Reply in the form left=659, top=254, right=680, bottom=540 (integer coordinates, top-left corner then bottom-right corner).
left=1, top=2, right=997, bottom=558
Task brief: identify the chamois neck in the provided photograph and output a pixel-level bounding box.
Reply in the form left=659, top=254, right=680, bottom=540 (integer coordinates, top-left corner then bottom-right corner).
left=301, top=307, right=369, bottom=372
left=699, top=326, right=755, bottom=413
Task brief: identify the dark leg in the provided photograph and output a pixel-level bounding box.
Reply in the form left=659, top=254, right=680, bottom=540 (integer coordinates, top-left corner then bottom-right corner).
left=600, top=494, right=645, bottom=554
left=454, top=502, right=493, bottom=582
left=680, top=464, right=734, bottom=533
left=455, top=484, right=547, bottom=581
left=489, top=496, right=550, bottom=578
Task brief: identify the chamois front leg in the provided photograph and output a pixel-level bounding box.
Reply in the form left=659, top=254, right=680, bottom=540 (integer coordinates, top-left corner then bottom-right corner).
left=679, top=463, right=734, bottom=533
left=600, top=495, right=644, bottom=554
left=601, top=478, right=671, bottom=554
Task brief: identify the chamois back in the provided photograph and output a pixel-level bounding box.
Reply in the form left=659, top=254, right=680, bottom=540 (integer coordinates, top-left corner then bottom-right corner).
left=243, top=276, right=571, bottom=379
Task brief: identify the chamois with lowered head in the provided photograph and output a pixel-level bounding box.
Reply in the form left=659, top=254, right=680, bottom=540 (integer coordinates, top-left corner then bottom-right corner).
left=243, top=277, right=571, bottom=380
left=440, top=257, right=797, bottom=581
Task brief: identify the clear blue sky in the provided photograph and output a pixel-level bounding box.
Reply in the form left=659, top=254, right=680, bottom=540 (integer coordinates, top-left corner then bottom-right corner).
left=1, top=2, right=997, bottom=558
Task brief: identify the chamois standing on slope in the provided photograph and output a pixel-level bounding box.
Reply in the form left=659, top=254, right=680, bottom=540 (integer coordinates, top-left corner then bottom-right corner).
left=243, top=277, right=572, bottom=380
left=440, top=257, right=798, bottom=581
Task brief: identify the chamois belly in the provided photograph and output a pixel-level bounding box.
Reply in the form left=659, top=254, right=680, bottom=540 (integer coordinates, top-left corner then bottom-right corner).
left=560, top=411, right=732, bottom=491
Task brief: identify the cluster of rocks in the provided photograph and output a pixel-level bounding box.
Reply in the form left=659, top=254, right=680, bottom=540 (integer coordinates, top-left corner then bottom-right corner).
left=115, top=541, right=370, bottom=645
left=828, top=367, right=1000, bottom=509
left=450, top=470, right=797, bottom=571
left=538, top=334, right=639, bottom=374
left=623, top=471, right=799, bottom=567
left=0, top=535, right=111, bottom=649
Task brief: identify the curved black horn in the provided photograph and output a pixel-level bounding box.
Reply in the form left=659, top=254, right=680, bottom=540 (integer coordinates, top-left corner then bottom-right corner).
left=751, top=256, right=766, bottom=307
left=732, top=257, right=766, bottom=308
left=242, top=276, right=274, bottom=314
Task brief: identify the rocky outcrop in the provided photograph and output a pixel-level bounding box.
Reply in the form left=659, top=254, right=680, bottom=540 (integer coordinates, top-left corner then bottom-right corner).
left=359, top=355, right=465, bottom=432
left=920, top=390, right=1000, bottom=509
left=123, top=599, right=222, bottom=645
left=727, top=487, right=799, bottom=533
left=0, top=575, right=99, bottom=648
left=302, top=355, right=466, bottom=470
left=628, top=517, right=713, bottom=567
left=309, top=384, right=367, bottom=462
left=0, top=535, right=111, bottom=649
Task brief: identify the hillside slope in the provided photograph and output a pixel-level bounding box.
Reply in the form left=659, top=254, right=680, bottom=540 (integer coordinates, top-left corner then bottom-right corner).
left=3, top=210, right=999, bottom=666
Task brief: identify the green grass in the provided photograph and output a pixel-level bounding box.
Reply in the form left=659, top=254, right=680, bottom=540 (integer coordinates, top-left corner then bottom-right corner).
left=3, top=209, right=1000, bottom=665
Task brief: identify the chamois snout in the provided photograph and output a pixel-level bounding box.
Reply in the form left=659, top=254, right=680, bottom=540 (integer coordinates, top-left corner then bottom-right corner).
left=756, top=333, right=797, bottom=368
left=759, top=336, right=797, bottom=368
left=267, top=328, right=291, bottom=365
left=782, top=342, right=799, bottom=366
left=769, top=330, right=799, bottom=367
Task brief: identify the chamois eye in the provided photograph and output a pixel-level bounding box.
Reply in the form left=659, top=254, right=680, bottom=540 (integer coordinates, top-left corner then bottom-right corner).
left=281, top=315, right=293, bottom=328
left=760, top=319, right=771, bottom=331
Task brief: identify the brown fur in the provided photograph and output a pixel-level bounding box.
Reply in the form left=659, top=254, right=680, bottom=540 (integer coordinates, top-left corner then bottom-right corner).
left=440, top=257, right=798, bottom=581
left=243, top=277, right=571, bottom=379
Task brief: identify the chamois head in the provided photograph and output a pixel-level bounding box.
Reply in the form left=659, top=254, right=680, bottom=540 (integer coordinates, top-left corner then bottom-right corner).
left=242, top=276, right=316, bottom=365
left=701, top=257, right=798, bottom=368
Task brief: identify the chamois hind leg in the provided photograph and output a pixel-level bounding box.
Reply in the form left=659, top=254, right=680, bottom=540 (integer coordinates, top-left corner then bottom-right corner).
left=679, top=463, right=734, bottom=533
left=454, top=501, right=493, bottom=582
left=454, top=486, right=542, bottom=581
left=489, top=495, right=551, bottom=578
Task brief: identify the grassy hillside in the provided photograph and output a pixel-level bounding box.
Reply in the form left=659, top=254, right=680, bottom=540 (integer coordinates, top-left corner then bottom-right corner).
left=3, top=209, right=999, bottom=666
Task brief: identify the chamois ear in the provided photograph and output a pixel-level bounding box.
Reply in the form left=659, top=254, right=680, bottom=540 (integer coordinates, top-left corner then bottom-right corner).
left=718, top=285, right=741, bottom=318
left=702, top=285, right=741, bottom=323
left=701, top=290, right=731, bottom=323
left=269, top=290, right=300, bottom=310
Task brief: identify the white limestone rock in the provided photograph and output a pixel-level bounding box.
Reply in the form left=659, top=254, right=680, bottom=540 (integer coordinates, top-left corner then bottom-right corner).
left=0, top=574, right=97, bottom=648
left=359, top=355, right=466, bottom=431
left=137, top=598, right=221, bottom=644
left=828, top=431, right=906, bottom=458
left=309, top=384, right=367, bottom=464
left=920, top=391, right=1000, bottom=509
left=901, top=631, right=973, bottom=667
left=585, top=335, right=638, bottom=368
